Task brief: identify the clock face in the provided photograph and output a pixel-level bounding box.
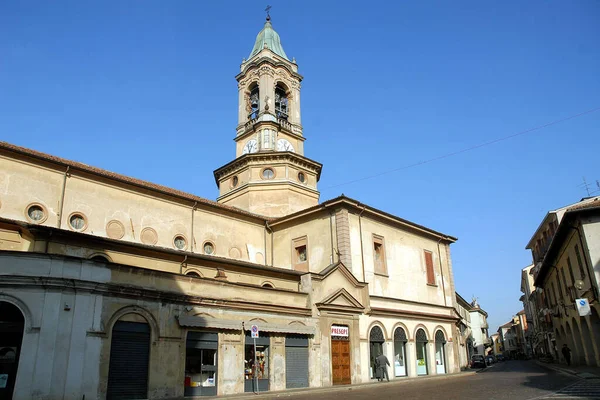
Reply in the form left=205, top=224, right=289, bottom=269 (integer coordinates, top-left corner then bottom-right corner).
left=242, top=139, right=258, bottom=154
left=277, top=138, right=295, bottom=153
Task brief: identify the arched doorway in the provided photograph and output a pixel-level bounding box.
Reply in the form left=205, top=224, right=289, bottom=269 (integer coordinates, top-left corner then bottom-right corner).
left=369, top=326, right=384, bottom=379
left=0, top=301, right=25, bottom=400
left=435, top=330, right=447, bottom=374
left=582, top=318, right=597, bottom=366
left=571, top=318, right=585, bottom=366
left=106, top=316, right=151, bottom=399
left=393, top=327, right=408, bottom=377
left=415, top=328, right=428, bottom=376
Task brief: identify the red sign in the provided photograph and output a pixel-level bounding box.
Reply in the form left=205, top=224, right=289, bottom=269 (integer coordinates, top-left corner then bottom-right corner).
left=331, top=325, right=349, bottom=337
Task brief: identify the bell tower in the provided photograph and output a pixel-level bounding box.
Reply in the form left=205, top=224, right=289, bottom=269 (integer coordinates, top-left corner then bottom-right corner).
left=214, top=15, right=322, bottom=218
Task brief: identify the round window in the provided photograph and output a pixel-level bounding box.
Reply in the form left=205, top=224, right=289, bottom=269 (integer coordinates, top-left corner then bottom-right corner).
left=203, top=242, right=215, bottom=255
left=298, top=172, right=306, bottom=183
left=262, top=168, right=275, bottom=179
left=174, top=235, right=187, bottom=250
left=27, top=205, right=45, bottom=222
left=69, top=213, right=86, bottom=230
left=232, top=176, right=239, bottom=187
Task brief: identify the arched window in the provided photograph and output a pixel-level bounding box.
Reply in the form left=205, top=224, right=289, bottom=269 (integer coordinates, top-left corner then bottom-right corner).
left=248, top=84, right=260, bottom=120
left=415, top=328, right=428, bottom=376
left=393, top=327, right=408, bottom=377
left=435, top=330, right=447, bottom=374
left=262, top=283, right=274, bottom=288
left=186, top=271, right=201, bottom=278
left=274, top=84, right=288, bottom=120
left=369, top=326, right=385, bottom=379
left=91, top=255, right=110, bottom=263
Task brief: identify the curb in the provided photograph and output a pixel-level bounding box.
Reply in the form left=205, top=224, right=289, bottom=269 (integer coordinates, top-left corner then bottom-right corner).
left=188, top=371, right=478, bottom=400
left=534, top=360, right=600, bottom=380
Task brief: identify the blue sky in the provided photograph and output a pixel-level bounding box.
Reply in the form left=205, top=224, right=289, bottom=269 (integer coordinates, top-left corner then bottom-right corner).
left=1, top=1, right=599, bottom=332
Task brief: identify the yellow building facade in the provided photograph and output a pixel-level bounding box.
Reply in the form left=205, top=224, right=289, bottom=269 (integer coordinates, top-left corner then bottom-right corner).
left=0, top=16, right=461, bottom=399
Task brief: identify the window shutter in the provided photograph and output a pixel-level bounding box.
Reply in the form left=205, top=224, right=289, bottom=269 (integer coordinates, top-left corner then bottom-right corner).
left=425, top=251, right=435, bottom=285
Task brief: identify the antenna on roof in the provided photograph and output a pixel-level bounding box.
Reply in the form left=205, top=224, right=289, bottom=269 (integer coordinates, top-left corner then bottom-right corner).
left=579, top=177, right=600, bottom=197
left=265, top=5, right=272, bottom=21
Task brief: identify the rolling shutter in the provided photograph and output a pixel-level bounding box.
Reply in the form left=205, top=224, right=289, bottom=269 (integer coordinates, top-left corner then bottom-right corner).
left=107, top=321, right=150, bottom=400
left=285, top=335, right=308, bottom=389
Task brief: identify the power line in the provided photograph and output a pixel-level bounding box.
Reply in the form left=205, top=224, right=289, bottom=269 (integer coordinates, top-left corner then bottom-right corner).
left=323, top=106, right=600, bottom=190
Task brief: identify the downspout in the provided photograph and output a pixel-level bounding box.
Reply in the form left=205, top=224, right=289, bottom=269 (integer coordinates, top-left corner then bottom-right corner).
left=358, top=204, right=367, bottom=281
left=329, top=211, right=335, bottom=264
left=437, top=238, right=447, bottom=307
left=57, top=166, right=70, bottom=229
left=190, top=201, right=197, bottom=252
left=265, top=221, right=273, bottom=267
left=180, top=255, right=188, bottom=275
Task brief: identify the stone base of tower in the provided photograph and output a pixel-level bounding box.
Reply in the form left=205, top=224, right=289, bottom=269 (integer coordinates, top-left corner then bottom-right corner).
left=218, top=184, right=319, bottom=218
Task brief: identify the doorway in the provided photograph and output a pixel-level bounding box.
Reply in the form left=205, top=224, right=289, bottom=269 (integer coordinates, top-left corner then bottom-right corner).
left=393, top=327, right=408, bottom=377
left=369, top=326, right=384, bottom=379
left=331, top=331, right=350, bottom=386
left=0, top=302, right=25, bottom=400
left=435, top=330, right=447, bottom=374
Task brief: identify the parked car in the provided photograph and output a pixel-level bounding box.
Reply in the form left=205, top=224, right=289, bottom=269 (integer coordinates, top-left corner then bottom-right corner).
left=496, top=354, right=506, bottom=362
left=470, top=354, right=486, bottom=369
left=485, top=355, right=496, bottom=365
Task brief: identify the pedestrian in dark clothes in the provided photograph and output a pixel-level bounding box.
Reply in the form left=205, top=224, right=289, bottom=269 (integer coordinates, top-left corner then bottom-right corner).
left=376, top=353, right=390, bottom=382
left=562, top=344, right=572, bottom=366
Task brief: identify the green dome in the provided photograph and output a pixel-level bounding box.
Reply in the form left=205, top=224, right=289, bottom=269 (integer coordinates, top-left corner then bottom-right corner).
left=249, top=18, right=289, bottom=61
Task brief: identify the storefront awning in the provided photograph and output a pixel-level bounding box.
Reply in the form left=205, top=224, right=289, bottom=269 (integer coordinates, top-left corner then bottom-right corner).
left=177, top=315, right=315, bottom=335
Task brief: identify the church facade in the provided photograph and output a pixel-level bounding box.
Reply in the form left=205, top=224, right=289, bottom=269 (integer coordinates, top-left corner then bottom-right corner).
left=0, top=16, right=460, bottom=400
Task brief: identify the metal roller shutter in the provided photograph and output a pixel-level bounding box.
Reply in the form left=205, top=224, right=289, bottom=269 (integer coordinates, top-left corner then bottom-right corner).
left=107, top=321, right=150, bottom=400
left=285, top=335, right=308, bottom=389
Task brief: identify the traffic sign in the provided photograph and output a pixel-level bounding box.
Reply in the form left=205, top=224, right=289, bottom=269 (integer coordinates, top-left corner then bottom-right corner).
left=251, top=324, right=259, bottom=338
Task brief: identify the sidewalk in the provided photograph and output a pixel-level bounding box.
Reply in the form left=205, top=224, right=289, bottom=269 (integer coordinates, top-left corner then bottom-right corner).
left=535, top=360, right=600, bottom=380
left=182, top=369, right=477, bottom=400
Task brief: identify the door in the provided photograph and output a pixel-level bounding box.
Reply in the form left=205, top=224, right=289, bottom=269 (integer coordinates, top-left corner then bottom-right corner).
left=185, top=332, right=218, bottom=397
left=106, top=321, right=150, bottom=400
left=0, top=302, right=25, bottom=400
left=331, top=339, right=351, bottom=385
left=285, top=335, right=309, bottom=389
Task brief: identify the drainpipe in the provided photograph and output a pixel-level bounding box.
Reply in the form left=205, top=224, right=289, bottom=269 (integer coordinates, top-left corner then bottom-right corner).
left=329, top=211, right=335, bottom=264
left=358, top=204, right=367, bottom=281
left=180, top=255, right=188, bottom=275
left=265, top=221, right=273, bottom=266
left=190, top=202, right=197, bottom=252
left=57, top=166, right=70, bottom=229
left=437, top=238, right=447, bottom=307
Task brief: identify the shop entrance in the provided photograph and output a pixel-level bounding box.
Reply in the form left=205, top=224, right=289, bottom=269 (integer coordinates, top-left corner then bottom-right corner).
left=331, top=325, right=350, bottom=385
left=185, top=331, right=217, bottom=397
left=0, top=302, right=25, bottom=400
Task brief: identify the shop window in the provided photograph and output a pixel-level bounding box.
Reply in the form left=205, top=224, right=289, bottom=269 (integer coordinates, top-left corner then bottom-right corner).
left=369, top=326, right=384, bottom=379
left=373, top=235, right=387, bottom=276
left=415, top=328, right=428, bottom=376
left=292, top=236, right=308, bottom=272
left=244, top=331, right=270, bottom=392
left=185, top=331, right=217, bottom=397
left=393, top=327, right=408, bottom=377
left=424, top=250, right=435, bottom=285
left=435, top=331, right=446, bottom=374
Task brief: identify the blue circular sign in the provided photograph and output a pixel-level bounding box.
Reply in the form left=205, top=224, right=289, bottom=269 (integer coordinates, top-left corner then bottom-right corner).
left=579, top=300, right=586, bottom=306
left=251, top=325, right=258, bottom=332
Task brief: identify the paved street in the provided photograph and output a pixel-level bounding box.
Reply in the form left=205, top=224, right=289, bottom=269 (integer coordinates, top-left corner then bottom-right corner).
left=239, top=361, right=600, bottom=400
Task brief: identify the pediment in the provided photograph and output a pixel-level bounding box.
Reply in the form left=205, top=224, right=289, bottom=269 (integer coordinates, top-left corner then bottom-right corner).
left=316, top=288, right=364, bottom=311
left=318, top=261, right=366, bottom=288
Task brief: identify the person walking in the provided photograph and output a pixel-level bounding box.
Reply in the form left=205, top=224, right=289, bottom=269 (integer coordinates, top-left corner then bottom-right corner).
left=561, top=344, right=572, bottom=366
left=375, top=353, right=390, bottom=382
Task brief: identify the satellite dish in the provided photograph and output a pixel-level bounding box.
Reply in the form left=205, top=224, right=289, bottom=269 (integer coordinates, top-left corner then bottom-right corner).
left=575, top=280, right=585, bottom=290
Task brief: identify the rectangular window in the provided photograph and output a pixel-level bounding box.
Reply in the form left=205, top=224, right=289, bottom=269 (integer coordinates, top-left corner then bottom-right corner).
left=292, top=236, right=308, bottom=272
left=557, top=271, right=566, bottom=299
left=551, top=282, right=557, bottom=306
left=560, top=268, right=569, bottom=300
left=567, top=257, right=576, bottom=284
left=575, top=245, right=585, bottom=279
left=424, top=250, right=435, bottom=285
left=372, top=234, right=387, bottom=276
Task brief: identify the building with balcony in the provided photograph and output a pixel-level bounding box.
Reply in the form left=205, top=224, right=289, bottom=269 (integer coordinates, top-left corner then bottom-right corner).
left=0, top=14, right=462, bottom=400
left=455, top=293, right=475, bottom=369
left=530, top=197, right=600, bottom=367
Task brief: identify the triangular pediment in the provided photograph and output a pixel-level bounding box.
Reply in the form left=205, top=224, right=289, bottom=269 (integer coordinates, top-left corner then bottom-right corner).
left=316, top=288, right=364, bottom=311
left=318, top=261, right=366, bottom=288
